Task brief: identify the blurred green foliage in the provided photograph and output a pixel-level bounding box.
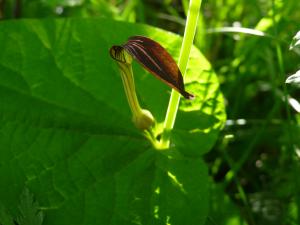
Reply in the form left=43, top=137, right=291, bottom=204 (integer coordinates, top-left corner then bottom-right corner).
left=1, top=0, right=300, bottom=224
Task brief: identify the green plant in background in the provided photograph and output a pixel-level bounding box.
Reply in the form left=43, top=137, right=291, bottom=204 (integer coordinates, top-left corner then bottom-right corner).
left=202, top=0, right=300, bottom=224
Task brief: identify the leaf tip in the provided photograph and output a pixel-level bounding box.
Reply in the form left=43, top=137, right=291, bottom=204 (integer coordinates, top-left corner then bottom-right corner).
left=183, top=91, right=195, bottom=100
left=285, top=71, right=300, bottom=84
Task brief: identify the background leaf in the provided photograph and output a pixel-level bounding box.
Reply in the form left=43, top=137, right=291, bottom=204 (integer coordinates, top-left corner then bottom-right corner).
left=0, top=18, right=225, bottom=225
left=0, top=204, right=14, bottom=225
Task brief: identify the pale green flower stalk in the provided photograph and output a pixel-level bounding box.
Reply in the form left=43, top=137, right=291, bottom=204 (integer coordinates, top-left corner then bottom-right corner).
left=160, top=0, right=202, bottom=148
left=110, top=46, right=154, bottom=131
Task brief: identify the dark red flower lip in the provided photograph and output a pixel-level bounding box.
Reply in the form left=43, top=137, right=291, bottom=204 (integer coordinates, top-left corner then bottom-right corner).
left=117, top=36, right=194, bottom=100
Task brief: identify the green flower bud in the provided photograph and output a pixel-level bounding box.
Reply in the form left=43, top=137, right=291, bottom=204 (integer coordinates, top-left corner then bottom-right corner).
left=132, top=109, right=154, bottom=130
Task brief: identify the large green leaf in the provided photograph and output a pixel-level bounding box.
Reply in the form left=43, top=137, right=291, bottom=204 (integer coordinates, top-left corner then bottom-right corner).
left=0, top=18, right=225, bottom=225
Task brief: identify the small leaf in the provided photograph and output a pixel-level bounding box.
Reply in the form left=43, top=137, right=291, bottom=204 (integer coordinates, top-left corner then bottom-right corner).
left=290, top=31, right=300, bottom=50
left=285, top=70, right=300, bottom=84
left=0, top=204, right=14, bottom=225
left=17, top=188, right=44, bottom=225
left=123, top=36, right=194, bottom=99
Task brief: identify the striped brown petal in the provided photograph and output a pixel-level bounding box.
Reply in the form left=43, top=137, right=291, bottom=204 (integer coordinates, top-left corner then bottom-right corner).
left=122, top=36, right=194, bottom=99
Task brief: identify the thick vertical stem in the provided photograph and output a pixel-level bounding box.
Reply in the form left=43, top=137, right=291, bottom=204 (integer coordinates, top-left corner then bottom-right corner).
left=160, top=0, right=202, bottom=148
left=14, top=0, right=21, bottom=18
left=0, top=0, right=5, bottom=19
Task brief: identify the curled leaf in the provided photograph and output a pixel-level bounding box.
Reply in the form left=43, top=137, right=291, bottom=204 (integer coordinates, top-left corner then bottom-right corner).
left=286, top=70, right=300, bottom=84
left=290, top=31, right=300, bottom=51
left=122, top=36, right=194, bottom=99
left=110, top=45, right=133, bottom=64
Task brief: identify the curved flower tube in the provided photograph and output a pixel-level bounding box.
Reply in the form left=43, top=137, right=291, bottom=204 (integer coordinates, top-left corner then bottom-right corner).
left=110, top=46, right=154, bottom=130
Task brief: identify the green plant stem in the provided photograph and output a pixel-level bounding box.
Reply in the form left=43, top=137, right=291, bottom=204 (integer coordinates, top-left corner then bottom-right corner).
left=271, top=2, right=298, bottom=224
left=271, top=1, right=292, bottom=145
left=160, top=0, right=202, bottom=148
left=275, top=44, right=292, bottom=127
left=223, top=101, right=280, bottom=187
left=221, top=145, right=256, bottom=225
